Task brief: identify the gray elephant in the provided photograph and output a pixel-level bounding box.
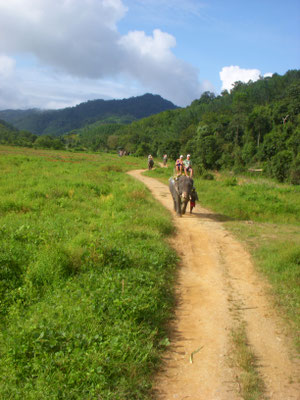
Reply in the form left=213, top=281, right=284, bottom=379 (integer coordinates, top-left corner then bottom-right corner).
left=148, top=158, right=154, bottom=170
left=169, top=175, right=194, bottom=216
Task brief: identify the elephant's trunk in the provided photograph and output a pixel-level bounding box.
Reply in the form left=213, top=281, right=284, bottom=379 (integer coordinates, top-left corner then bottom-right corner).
left=181, top=194, right=189, bottom=215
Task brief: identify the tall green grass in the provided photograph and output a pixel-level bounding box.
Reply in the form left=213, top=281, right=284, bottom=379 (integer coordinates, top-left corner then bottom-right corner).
left=0, top=147, right=176, bottom=399
left=146, top=165, right=300, bottom=350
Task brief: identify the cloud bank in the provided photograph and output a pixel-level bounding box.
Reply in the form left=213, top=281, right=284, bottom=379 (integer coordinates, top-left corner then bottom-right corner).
left=220, top=66, right=273, bottom=92
left=0, top=0, right=204, bottom=108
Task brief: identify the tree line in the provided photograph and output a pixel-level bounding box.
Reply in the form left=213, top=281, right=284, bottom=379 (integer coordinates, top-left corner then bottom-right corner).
left=75, top=70, right=300, bottom=183
left=1, top=70, right=299, bottom=183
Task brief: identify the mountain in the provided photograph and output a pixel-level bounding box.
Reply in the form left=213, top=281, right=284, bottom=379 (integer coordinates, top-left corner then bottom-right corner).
left=0, top=94, right=178, bottom=136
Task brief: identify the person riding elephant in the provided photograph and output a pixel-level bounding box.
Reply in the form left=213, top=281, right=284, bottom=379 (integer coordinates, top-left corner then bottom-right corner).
left=148, top=155, right=154, bottom=170
left=184, top=154, right=193, bottom=178
left=169, top=175, right=194, bottom=216
left=175, top=155, right=184, bottom=176
left=163, top=154, right=168, bottom=166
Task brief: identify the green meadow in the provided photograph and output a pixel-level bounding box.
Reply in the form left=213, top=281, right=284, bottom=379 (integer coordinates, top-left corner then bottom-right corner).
left=0, top=146, right=177, bottom=399
left=1, top=146, right=299, bottom=400
left=146, top=164, right=300, bottom=350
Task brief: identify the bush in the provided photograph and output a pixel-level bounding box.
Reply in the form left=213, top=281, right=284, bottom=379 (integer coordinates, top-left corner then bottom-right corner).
left=270, top=150, right=293, bottom=182
left=290, top=155, right=300, bottom=185
left=202, top=172, right=214, bottom=180
left=193, top=161, right=206, bottom=176
left=233, top=164, right=246, bottom=175
left=223, top=177, right=238, bottom=186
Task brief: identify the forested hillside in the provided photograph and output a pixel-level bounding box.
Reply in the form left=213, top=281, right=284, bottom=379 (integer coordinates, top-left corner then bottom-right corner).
left=108, top=70, right=299, bottom=159
left=0, top=93, right=178, bottom=136
left=79, top=69, right=298, bottom=183
left=1, top=70, right=299, bottom=183
left=0, top=120, right=66, bottom=150
left=0, top=120, right=37, bottom=148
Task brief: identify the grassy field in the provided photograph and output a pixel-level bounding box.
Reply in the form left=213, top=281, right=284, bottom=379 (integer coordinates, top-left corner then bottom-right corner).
left=1, top=148, right=299, bottom=399
left=146, top=164, right=300, bottom=351
left=0, top=147, right=177, bottom=399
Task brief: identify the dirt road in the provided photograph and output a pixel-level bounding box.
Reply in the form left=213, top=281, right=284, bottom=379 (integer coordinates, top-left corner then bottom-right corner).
left=128, top=170, right=300, bottom=400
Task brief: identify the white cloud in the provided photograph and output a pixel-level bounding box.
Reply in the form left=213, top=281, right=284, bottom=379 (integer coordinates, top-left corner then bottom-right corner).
left=0, top=62, right=141, bottom=109
left=119, top=29, right=202, bottom=105
left=263, top=72, right=273, bottom=78
left=0, top=0, right=127, bottom=78
left=0, top=0, right=205, bottom=108
left=120, top=29, right=176, bottom=58
left=219, top=66, right=273, bottom=92
left=0, top=55, right=16, bottom=78
left=0, top=55, right=24, bottom=110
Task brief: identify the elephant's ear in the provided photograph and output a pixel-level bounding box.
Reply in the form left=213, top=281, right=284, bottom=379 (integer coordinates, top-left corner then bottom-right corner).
left=174, top=181, right=180, bottom=195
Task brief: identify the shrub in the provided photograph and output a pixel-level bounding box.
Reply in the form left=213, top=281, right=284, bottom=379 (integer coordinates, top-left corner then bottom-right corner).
left=290, top=155, right=300, bottom=185
left=202, top=172, right=214, bottom=180
left=223, top=177, right=238, bottom=186
left=270, top=150, right=293, bottom=182
left=193, top=161, right=206, bottom=176
left=233, top=164, right=246, bottom=175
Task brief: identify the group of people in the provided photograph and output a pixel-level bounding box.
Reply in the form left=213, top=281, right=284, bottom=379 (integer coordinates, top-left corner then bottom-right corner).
left=118, top=149, right=128, bottom=157
left=147, top=153, right=193, bottom=178
left=175, top=154, right=193, bottom=178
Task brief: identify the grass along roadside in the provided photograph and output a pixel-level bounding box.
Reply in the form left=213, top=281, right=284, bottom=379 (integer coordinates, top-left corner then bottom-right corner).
left=145, top=165, right=300, bottom=347
left=145, top=164, right=300, bottom=396
left=0, top=147, right=177, bottom=399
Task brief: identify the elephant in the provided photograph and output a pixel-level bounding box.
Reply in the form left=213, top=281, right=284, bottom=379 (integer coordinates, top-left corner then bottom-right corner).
left=148, top=159, right=154, bottom=170
left=169, top=175, right=194, bottom=216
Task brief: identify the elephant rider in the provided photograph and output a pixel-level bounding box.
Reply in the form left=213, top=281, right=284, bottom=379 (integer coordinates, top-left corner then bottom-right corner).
left=184, top=154, right=193, bottom=178
left=175, top=155, right=184, bottom=176
left=148, top=154, right=154, bottom=168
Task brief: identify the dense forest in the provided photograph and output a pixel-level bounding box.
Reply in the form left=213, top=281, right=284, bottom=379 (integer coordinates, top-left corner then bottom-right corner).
left=1, top=70, right=299, bottom=183
left=72, top=70, right=300, bottom=183
left=0, top=94, right=177, bottom=135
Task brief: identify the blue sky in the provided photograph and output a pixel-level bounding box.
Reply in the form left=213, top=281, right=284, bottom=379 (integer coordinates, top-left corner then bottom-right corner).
left=0, top=0, right=299, bottom=109
left=120, top=0, right=300, bottom=87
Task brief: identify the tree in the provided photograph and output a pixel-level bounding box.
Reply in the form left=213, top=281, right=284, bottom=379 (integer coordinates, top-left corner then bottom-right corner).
left=247, top=105, right=272, bottom=147
left=107, top=135, right=119, bottom=150
left=161, top=139, right=181, bottom=161
left=290, top=154, right=300, bottom=185
left=135, top=142, right=151, bottom=157
left=258, top=126, right=287, bottom=161
left=270, top=150, right=293, bottom=182
left=34, top=135, right=56, bottom=149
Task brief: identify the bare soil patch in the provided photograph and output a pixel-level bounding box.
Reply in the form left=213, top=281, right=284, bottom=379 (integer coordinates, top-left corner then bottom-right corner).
left=128, top=170, right=300, bottom=400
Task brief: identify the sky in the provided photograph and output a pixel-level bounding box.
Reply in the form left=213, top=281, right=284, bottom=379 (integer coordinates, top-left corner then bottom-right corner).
left=0, top=0, right=299, bottom=110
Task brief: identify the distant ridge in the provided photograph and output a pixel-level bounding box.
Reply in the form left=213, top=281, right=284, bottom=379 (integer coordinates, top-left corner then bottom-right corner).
left=0, top=94, right=178, bottom=136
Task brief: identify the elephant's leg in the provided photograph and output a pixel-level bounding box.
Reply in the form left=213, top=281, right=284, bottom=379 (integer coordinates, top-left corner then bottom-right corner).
left=176, top=196, right=182, bottom=216
left=181, top=199, right=188, bottom=215
left=173, top=198, right=177, bottom=211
